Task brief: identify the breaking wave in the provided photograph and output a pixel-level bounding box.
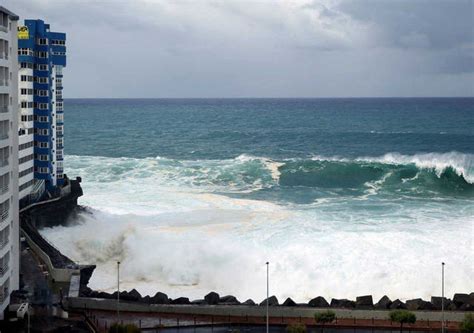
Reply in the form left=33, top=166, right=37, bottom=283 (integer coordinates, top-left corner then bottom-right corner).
left=37, top=151, right=474, bottom=303
left=65, top=152, right=473, bottom=199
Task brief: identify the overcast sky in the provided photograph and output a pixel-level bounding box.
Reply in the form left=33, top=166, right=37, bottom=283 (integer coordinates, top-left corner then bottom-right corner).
left=6, top=0, right=474, bottom=98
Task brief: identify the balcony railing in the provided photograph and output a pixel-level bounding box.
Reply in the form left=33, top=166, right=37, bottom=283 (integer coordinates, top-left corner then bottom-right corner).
left=0, top=237, right=8, bottom=251
left=0, top=159, right=8, bottom=168
left=0, top=106, right=7, bottom=113
left=0, top=185, right=8, bottom=195
left=0, top=210, right=8, bottom=222
left=0, top=134, right=8, bottom=141
left=0, top=286, right=8, bottom=304
left=0, top=26, right=7, bottom=33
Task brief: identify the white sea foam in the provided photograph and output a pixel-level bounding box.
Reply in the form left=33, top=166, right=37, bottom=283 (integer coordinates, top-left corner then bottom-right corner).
left=310, top=152, right=473, bottom=184
left=39, top=154, right=474, bottom=303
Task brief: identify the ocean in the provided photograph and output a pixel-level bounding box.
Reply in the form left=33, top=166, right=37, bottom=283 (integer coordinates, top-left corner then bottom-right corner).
left=40, top=98, right=473, bottom=303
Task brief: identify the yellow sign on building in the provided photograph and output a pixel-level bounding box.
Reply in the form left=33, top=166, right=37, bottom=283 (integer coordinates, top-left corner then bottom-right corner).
left=18, top=26, right=29, bottom=39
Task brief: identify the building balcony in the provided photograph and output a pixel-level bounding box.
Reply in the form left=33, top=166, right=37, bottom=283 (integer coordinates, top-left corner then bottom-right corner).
left=0, top=263, right=8, bottom=278
left=0, top=210, right=7, bottom=223
left=0, top=237, right=8, bottom=251
left=0, top=185, right=8, bottom=196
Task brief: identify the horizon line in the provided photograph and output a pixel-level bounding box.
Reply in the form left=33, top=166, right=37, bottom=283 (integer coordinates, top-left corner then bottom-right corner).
left=63, top=96, right=474, bottom=99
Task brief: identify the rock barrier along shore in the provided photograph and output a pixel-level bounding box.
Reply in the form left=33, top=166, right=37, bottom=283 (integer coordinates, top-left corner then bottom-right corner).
left=79, top=289, right=474, bottom=312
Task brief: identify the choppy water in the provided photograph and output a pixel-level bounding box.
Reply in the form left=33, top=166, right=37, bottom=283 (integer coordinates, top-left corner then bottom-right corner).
left=40, top=98, right=473, bottom=302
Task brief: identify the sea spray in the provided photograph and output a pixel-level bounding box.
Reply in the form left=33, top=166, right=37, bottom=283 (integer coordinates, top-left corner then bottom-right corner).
left=39, top=153, right=474, bottom=302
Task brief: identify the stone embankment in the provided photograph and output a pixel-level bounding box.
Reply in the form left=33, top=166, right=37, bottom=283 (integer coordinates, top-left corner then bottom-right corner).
left=79, top=289, right=474, bottom=313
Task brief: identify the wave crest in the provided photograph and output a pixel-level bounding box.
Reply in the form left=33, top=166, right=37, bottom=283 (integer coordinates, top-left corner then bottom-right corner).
left=65, top=152, right=473, bottom=199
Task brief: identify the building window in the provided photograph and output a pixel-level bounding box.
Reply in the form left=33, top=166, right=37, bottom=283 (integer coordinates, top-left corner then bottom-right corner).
left=36, top=141, right=49, bottom=148
left=35, top=128, right=49, bottom=136
left=34, top=167, right=49, bottom=174
left=35, top=90, right=49, bottom=97
left=51, top=40, right=66, bottom=46
left=20, top=75, right=33, bottom=82
left=19, top=179, right=35, bottom=191
left=20, top=88, right=33, bottom=95
left=19, top=141, right=33, bottom=151
left=35, top=64, right=48, bottom=71
left=0, top=147, right=8, bottom=167
left=36, top=51, right=48, bottom=58
left=0, top=251, right=9, bottom=276
left=19, top=167, right=34, bottom=178
left=20, top=62, right=33, bottom=69
left=0, top=173, right=9, bottom=194
left=18, top=48, right=34, bottom=56
left=0, top=121, right=8, bottom=140
left=36, top=38, right=48, bottom=45
left=19, top=154, right=33, bottom=164
left=0, top=226, right=9, bottom=250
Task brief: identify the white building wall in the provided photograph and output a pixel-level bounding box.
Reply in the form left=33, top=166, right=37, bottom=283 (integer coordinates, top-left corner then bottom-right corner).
left=18, top=65, right=34, bottom=199
left=0, top=8, right=19, bottom=319
left=51, top=66, right=57, bottom=186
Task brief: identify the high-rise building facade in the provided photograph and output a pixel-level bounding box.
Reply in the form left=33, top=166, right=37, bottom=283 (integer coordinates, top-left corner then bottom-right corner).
left=0, top=6, right=19, bottom=319
left=18, top=19, right=66, bottom=201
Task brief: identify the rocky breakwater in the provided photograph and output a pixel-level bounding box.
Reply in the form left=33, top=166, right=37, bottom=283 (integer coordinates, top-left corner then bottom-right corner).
left=79, top=288, right=474, bottom=311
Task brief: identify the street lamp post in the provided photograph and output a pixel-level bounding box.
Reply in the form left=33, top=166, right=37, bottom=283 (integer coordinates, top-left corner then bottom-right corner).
left=266, top=261, right=269, bottom=333
left=441, top=262, right=445, bottom=333
left=117, top=261, right=120, bottom=329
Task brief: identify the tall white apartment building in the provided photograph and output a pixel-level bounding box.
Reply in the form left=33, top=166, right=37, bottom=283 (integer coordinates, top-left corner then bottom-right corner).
left=0, top=6, right=19, bottom=319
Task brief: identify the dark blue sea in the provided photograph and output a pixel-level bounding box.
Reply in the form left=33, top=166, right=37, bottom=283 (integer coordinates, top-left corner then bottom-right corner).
left=41, top=98, right=473, bottom=302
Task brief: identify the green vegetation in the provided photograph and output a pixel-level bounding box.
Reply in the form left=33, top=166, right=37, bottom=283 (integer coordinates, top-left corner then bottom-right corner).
left=108, top=323, right=140, bottom=333
left=314, top=310, right=336, bottom=333
left=460, top=313, right=474, bottom=333
left=286, top=322, right=307, bottom=333
left=389, top=310, right=417, bottom=333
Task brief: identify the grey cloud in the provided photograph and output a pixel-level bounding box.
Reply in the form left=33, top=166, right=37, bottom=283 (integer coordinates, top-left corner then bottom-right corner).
left=4, top=0, right=473, bottom=97
left=338, top=0, right=474, bottom=50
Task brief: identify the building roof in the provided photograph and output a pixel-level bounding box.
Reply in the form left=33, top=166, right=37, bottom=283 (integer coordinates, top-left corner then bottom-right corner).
left=0, top=6, right=19, bottom=21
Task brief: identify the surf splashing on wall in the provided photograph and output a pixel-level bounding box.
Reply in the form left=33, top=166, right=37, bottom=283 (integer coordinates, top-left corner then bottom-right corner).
left=39, top=153, right=474, bottom=302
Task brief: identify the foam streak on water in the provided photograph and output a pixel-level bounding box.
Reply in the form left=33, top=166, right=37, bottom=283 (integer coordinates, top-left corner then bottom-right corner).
left=39, top=153, right=474, bottom=302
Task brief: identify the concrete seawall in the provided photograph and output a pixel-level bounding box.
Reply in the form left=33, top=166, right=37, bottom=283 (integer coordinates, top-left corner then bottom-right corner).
left=68, top=297, right=467, bottom=322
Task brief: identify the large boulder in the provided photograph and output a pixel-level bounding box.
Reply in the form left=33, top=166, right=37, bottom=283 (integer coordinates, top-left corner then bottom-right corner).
left=406, top=298, right=432, bottom=310
left=97, top=291, right=114, bottom=299
left=375, top=296, right=392, bottom=309
left=81, top=287, right=93, bottom=297
left=389, top=299, right=407, bottom=309
left=331, top=299, right=355, bottom=309
left=453, top=293, right=472, bottom=310
left=151, top=292, right=170, bottom=304
left=119, top=291, right=140, bottom=302
left=243, top=299, right=256, bottom=306
left=309, top=296, right=329, bottom=308
left=260, top=296, right=279, bottom=306
left=356, top=295, right=373, bottom=309
left=204, top=292, right=220, bottom=305
left=171, top=297, right=190, bottom=305
left=282, top=298, right=297, bottom=307
left=430, top=297, right=451, bottom=310
left=127, top=289, right=142, bottom=302
left=219, top=295, right=240, bottom=305
left=191, top=299, right=206, bottom=305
